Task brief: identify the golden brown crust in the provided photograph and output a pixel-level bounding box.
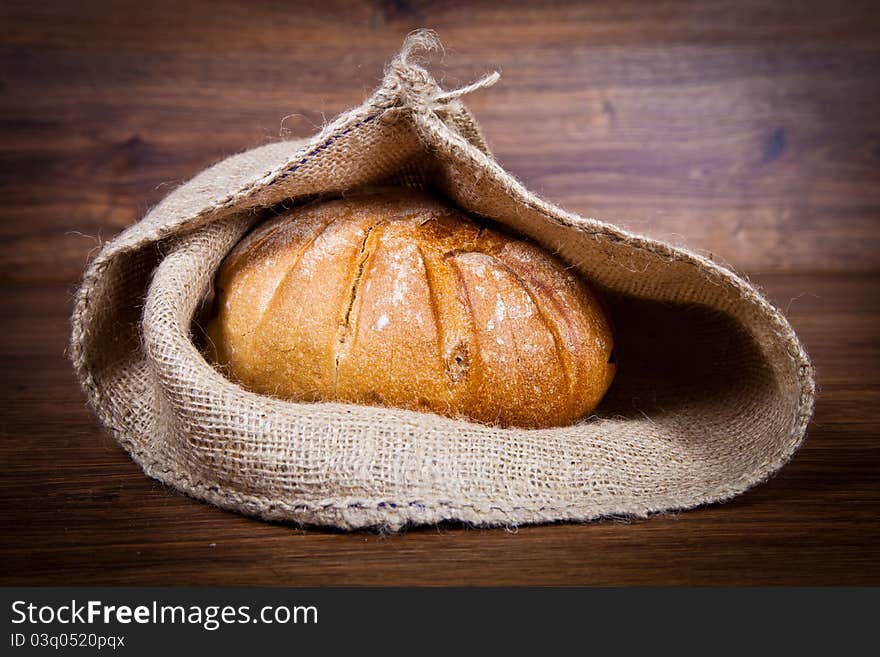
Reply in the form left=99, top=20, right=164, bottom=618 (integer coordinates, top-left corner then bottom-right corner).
left=206, top=189, right=616, bottom=428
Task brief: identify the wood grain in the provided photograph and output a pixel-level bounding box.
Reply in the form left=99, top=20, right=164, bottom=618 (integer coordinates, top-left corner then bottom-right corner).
left=2, top=0, right=880, bottom=283
left=1, top=0, right=878, bottom=585
left=1, top=273, right=877, bottom=586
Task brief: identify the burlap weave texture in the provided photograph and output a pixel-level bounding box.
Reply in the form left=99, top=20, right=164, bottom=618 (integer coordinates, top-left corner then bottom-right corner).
left=69, top=32, right=815, bottom=531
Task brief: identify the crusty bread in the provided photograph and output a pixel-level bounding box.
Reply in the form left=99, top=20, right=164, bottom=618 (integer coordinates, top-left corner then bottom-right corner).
left=205, top=189, right=616, bottom=428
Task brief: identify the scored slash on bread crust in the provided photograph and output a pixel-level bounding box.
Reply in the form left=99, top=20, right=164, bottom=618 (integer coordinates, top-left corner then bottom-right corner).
left=206, top=189, right=616, bottom=429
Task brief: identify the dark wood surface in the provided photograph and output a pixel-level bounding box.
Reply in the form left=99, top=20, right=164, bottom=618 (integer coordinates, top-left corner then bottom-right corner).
left=1, top=1, right=878, bottom=585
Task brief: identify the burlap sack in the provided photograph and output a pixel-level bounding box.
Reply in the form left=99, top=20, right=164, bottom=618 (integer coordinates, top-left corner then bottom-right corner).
left=70, top=31, right=815, bottom=531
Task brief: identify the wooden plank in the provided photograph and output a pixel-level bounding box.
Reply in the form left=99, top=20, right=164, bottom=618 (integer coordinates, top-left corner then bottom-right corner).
left=1, top=1, right=879, bottom=283
left=1, top=272, right=876, bottom=585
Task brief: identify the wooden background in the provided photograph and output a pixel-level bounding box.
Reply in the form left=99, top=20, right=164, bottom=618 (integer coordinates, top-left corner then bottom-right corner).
left=1, top=0, right=878, bottom=585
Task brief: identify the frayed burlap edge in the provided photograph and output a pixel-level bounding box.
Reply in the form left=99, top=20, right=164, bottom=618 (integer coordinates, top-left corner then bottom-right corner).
left=70, top=30, right=815, bottom=531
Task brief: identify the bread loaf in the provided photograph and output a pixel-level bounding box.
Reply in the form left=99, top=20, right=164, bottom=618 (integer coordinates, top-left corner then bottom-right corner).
left=205, top=190, right=616, bottom=428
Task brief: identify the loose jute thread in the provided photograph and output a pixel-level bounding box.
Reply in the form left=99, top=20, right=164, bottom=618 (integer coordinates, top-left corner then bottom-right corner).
left=69, top=30, right=814, bottom=531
